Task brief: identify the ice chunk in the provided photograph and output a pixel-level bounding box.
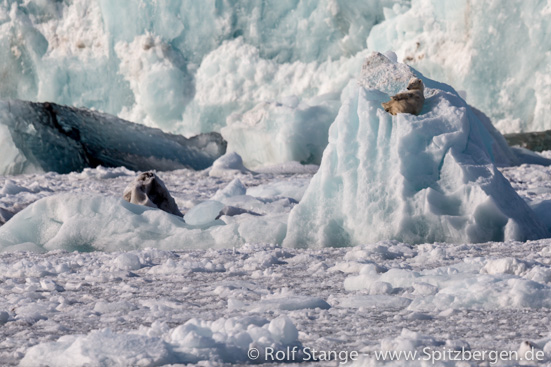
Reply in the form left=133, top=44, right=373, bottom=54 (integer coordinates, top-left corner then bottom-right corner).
left=208, top=152, right=250, bottom=178
left=211, top=178, right=247, bottom=201
left=268, top=316, right=299, bottom=345
left=0, top=100, right=226, bottom=175
left=184, top=200, right=225, bottom=227
left=283, top=53, right=549, bottom=248
left=230, top=295, right=331, bottom=312
left=481, top=257, right=528, bottom=276
left=148, top=258, right=225, bottom=274
left=0, top=194, right=182, bottom=252
left=39, top=279, right=64, bottom=292
left=0, top=193, right=289, bottom=252
left=358, top=51, right=415, bottom=95
left=19, top=329, right=174, bottom=367
left=20, top=315, right=303, bottom=365
left=113, top=253, right=142, bottom=271
left=123, top=171, right=183, bottom=217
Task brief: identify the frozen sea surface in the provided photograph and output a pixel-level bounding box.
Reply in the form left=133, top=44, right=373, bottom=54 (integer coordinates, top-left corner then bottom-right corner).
left=1, top=164, right=551, bottom=365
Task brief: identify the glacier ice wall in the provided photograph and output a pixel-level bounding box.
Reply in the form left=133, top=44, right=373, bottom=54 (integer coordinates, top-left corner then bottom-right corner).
left=0, top=100, right=226, bottom=175
left=283, top=53, right=549, bottom=248
left=0, top=0, right=396, bottom=135
left=367, top=0, right=551, bottom=133
left=2, top=0, right=551, bottom=174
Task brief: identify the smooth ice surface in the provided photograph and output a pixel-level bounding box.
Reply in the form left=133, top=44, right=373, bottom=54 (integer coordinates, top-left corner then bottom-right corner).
left=0, top=100, right=226, bottom=175
left=0, top=193, right=287, bottom=252
left=183, top=200, right=225, bottom=227
left=283, top=53, right=549, bottom=248
left=0, top=166, right=317, bottom=252
left=367, top=0, right=551, bottom=133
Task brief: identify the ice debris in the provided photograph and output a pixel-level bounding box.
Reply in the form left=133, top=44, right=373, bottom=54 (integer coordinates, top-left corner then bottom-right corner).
left=20, top=316, right=302, bottom=366
left=208, top=152, right=251, bottom=178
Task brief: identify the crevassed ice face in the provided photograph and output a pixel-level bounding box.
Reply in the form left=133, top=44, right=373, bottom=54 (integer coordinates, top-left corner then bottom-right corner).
left=407, top=78, right=423, bottom=91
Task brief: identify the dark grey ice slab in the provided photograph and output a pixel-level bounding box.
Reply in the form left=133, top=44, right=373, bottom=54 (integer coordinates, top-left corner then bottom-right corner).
left=1, top=100, right=226, bottom=174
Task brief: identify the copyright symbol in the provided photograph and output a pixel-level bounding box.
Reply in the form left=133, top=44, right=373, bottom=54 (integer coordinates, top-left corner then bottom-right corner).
left=248, top=347, right=260, bottom=360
